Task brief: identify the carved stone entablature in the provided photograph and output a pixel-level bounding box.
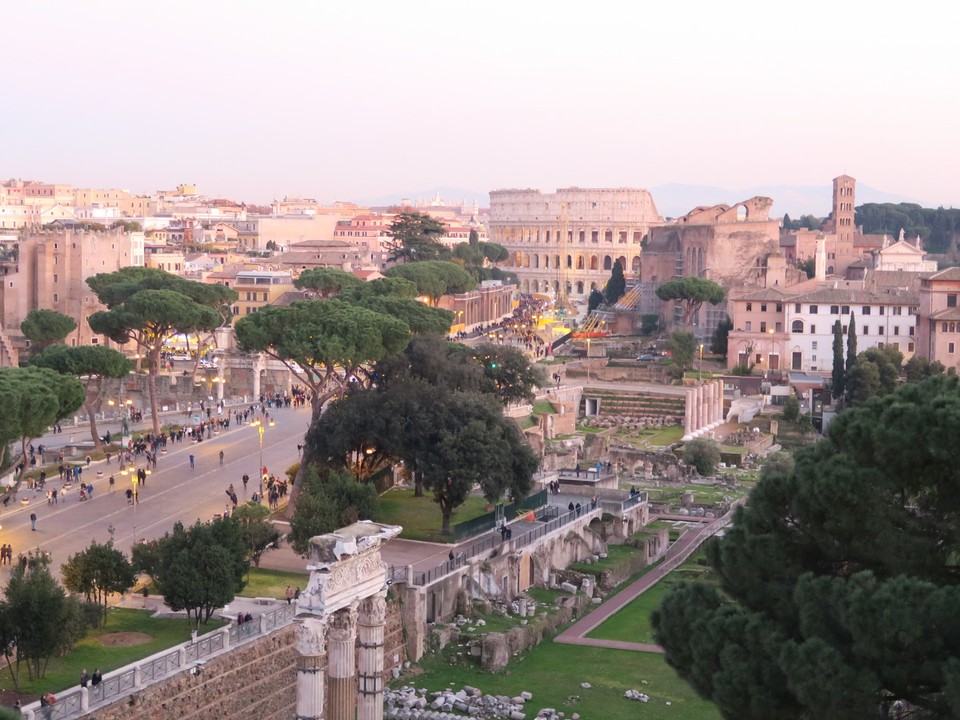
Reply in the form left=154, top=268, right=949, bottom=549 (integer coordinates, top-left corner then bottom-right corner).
left=296, top=521, right=401, bottom=617
left=326, top=604, right=359, bottom=643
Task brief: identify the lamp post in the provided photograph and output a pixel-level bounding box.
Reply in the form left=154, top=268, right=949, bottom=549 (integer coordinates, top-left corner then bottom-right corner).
left=252, top=418, right=275, bottom=493
left=698, top=343, right=704, bottom=383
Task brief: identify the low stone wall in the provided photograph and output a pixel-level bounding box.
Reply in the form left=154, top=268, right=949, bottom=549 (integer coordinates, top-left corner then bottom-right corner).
left=479, top=595, right=591, bottom=671
left=88, top=625, right=298, bottom=720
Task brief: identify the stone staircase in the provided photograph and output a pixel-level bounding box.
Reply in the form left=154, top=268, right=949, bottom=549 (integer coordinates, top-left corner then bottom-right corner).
left=580, top=388, right=686, bottom=421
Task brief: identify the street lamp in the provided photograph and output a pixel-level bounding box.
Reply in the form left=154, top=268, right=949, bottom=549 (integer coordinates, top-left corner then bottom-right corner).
left=251, top=419, right=276, bottom=492
left=698, top=343, right=704, bottom=383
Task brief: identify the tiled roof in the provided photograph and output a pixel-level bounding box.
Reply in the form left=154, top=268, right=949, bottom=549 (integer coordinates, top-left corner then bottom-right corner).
left=929, top=267, right=960, bottom=281
left=794, top=285, right=918, bottom=305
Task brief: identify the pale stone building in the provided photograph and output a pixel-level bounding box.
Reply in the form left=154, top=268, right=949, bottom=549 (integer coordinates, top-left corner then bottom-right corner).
left=917, top=267, right=960, bottom=371
left=487, top=187, right=662, bottom=300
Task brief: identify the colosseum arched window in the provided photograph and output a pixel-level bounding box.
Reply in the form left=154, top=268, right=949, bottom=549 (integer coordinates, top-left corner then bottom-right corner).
left=590, top=255, right=599, bottom=270
left=603, top=255, right=612, bottom=270
left=577, top=255, right=585, bottom=269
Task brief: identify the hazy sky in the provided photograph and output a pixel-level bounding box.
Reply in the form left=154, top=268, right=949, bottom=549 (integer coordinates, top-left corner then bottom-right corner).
left=4, top=1, right=959, bottom=208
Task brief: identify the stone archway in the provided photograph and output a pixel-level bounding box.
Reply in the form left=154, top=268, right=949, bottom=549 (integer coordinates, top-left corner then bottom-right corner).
left=295, top=521, right=401, bottom=720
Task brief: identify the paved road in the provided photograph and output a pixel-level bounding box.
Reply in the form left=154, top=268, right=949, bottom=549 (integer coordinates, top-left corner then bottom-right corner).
left=0, top=404, right=312, bottom=582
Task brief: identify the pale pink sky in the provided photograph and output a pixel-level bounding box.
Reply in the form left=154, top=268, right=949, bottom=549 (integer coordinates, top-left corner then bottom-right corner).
left=3, top=1, right=958, bottom=208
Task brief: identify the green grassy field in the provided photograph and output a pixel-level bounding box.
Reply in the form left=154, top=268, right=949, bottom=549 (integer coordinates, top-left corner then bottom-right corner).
left=378, top=488, right=490, bottom=543
left=568, top=544, right=637, bottom=575
left=405, top=639, right=721, bottom=720
left=240, top=567, right=310, bottom=599
left=9, top=608, right=226, bottom=698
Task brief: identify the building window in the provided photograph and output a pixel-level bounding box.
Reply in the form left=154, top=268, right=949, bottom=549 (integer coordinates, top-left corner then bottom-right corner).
left=810, top=305, right=818, bottom=314
left=892, top=342, right=900, bottom=350
left=91, top=338, right=98, bottom=345
left=951, top=343, right=956, bottom=354
left=830, top=306, right=839, bottom=314
left=812, top=355, right=817, bottom=361
left=909, top=326, right=915, bottom=336
left=949, top=294, right=958, bottom=308
left=894, top=327, right=899, bottom=335
left=943, top=322, right=949, bottom=333
left=745, top=321, right=752, bottom=331
left=812, top=341, right=818, bottom=349
left=863, top=326, right=869, bottom=335
left=879, top=306, right=885, bottom=315
left=893, top=307, right=903, bottom=315
left=745, top=303, right=752, bottom=311
left=53, top=293, right=58, bottom=303
left=795, top=303, right=801, bottom=312
left=776, top=304, right=783, bottom=312
left=909, top=342, right=915, bottom=352
left=760, top=322, right=767, bottom=333
left=810, top=325, right=816, bottom=334
left=792, top=320, right=804, bottom=333
left=862, top=306, right=871, bottom=315
left=842, top=305, right=850, bottom=314
left=775, top=322, right=782, bottom=332
left=760, top=303, right=767, bottom=312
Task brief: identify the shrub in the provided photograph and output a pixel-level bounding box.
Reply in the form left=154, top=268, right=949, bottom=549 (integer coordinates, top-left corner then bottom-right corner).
left=682, top=438, right=721, bottom=476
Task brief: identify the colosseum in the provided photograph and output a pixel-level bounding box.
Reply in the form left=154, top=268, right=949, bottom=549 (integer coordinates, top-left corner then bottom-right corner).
left=487, top=187, right=662, bottom=301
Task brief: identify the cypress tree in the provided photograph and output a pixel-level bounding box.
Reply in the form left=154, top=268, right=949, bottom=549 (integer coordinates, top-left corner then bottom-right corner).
left=832, top=319, right=845, bottom=400
left=846, top=316, right=857, bottom=371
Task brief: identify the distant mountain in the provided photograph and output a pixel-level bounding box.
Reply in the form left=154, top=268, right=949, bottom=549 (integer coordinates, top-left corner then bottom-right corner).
left=650, top=183, right=920, bottom=220
left=360, top=186, right=487, bottom=209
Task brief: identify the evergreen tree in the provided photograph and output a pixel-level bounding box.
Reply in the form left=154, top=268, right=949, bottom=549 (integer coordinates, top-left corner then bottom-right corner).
left=711, top=316, right=733, bottom=358
left=587, top=289, right=605, bottom=313
left=831, top=319, right=845, bottom=400
left=845, top=316, right=857, bottom=372
left=603, top=260, right=626, bottom=305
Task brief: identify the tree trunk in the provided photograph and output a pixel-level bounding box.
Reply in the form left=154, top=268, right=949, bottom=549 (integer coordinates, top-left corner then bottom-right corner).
left=285, top=391, right=325, bottom=519
left=148, top=348, right=161, bottom=436
left=413, top=470, right=423, bottom=498
left=84, top=399, right=103, bottom=451
left=440, top=501, right=452, bottom=536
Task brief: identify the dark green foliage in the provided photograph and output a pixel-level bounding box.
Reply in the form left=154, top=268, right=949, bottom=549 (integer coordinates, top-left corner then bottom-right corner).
left=60, top=539, right=135, bottom=626
left=587, top=289, right=605, bottom=313
left=383, top=260, right=476, bottom=304
left=682, top=438, right=721, bottom=475
left=856, top=203, right=960, bottom=254
left=289, top=469, right=381, bottom=555
left=655, top=277, right=725, bottom=326
left=135, top=518, right=248, bottom=628
left=231, top=502, right=282, bottom=569
left=0, top=366, right=85, bottom=470
left=905, top=355, right=945, bottom=382
left=294, top=267, right=363, bottom=298
left=781, top=395, right=800, bottom=422
left=603, top=260, right=626, bottom=305
left=0, top=555, right=87, bottom=687
left=654, top=376, right=960, bottom=719
left=782, top=214, right=822, bottom=231
left=386, top=211, right=450, bottom=262
left=711, top=316, right=733, bottom=357
left=20, top=309, right=77, bottom=353
left=845, top=346, right=903, bottom=407
left=795, top=257, right=816, bottom=279
left=831, top=320, right=845, bottom=400
left=845, top=317, right=857, bottom=371
left=641, top=313, right=661, bottom=336
left=666, top=329, right=696, bottom=379
left=31, top=344, right=133, bottom=448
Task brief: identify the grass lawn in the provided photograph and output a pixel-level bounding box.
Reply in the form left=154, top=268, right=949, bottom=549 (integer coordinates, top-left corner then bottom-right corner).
left=10, top=608, right=226, bottom=697
left=405, top=639, right=720, bottom=720
left=569, top=544, right=638, bottom=574
left=626, top=424, right=685, bottom=447
left=588, top=557, right=715, bottom=645
left=378, top=488, right=490, bottom=543
left=240, top=567, right=310, bottom=599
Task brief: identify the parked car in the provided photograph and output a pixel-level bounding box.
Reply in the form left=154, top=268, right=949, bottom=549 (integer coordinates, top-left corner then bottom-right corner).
left=636, top=354, right=655, bottom=362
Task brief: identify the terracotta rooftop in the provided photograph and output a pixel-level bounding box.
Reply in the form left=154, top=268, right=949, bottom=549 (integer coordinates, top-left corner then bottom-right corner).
left=929, top=267, right=960, bottom=282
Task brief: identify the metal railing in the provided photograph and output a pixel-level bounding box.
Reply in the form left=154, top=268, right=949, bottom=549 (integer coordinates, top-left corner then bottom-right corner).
left=452, top=490, right=549, bottom=540
left=22, top=603, right=297, bottom=720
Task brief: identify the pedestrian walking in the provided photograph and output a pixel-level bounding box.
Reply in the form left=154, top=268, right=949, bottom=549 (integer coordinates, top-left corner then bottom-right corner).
left=285, top=586, right=294, bottom=605
left=91, top=668, right=102, bottom=687
left=109, top=475, right=115, bottom=492
left=79, top=668, right=89, bottom=688
left=30, top=512, right=37, bottom=531
left=219, top=450, right=224, bottom=465
left=242, top=473, right=249, bottom=494
left=189, top=454, right=195, bottom=469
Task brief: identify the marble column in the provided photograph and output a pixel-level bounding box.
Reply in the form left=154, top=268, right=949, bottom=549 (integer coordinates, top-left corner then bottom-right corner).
left=707, top=382, right=716, bottom=425
left=693, top=385, right=703, bottom=432
left=715, top=380, right=724, bottom=423
left=357, top=592, right=388, bottom=720
left=683, top=389, right=693, bottom=435
left=327, top=606, right=358, bottom=720
left=295, top=617, right=328, bottom=720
